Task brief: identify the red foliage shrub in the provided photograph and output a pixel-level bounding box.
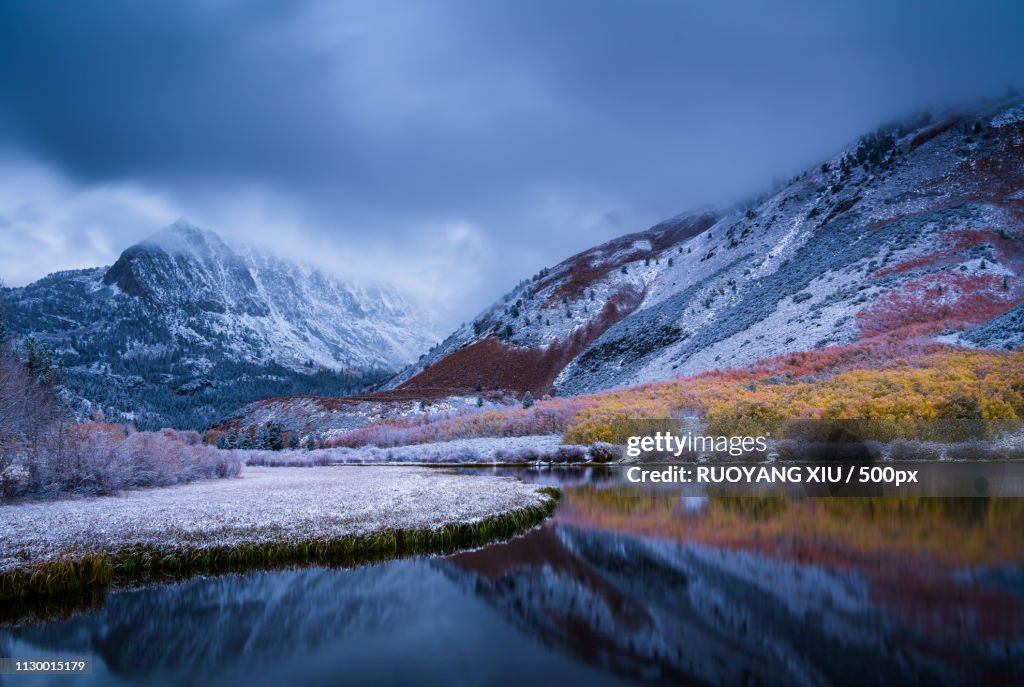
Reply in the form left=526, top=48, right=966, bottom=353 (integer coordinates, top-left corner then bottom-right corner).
left=858, top=273, right=1022, bottom=338
left=398, top=286, right=643, bottom=396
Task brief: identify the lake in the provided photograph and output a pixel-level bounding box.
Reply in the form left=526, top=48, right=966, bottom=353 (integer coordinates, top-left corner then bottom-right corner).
left=3, top=465, right=1023, bottom=686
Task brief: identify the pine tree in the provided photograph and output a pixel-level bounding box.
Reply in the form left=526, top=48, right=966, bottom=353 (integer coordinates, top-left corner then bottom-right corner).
left=288, top=431, right=300, bottom=449
left=266, top=423, right=285, bottom=451
left=25, top=338, right=58, bottom=385
left=522, top=391, right=534, bottom=409
left=255, top=424, right=269, bottom=450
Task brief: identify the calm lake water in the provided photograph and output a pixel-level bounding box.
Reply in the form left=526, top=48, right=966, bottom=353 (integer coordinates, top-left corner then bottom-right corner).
left=3, top=465, right=1023, bottom=687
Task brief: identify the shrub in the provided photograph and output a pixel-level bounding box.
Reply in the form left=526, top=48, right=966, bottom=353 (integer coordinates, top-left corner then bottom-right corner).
left=554, top=445, right=587, bottom=462
left=889, top=439, right=944, bottom=461
left=562, top=347, right=1024, bottom=444
left=587, top=442, right=621, bottom=462
left=324, top=346, right=1023, bottom=452
left=947, top=440, right=996, bottom=461
left=2, top=424, right=243, bottom=500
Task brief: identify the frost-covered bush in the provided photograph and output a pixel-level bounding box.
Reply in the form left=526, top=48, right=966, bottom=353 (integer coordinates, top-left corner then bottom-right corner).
left=246, top=436, right=589, bottom=466
left=493, top=447, right=542, bottom=463
left=946, top=440, right=1024, bottom=461
left=553, top=446, right=587, bottom=462
left=0, top=323, right=241, bottom=500
left=587, top=442, right=621, bottom=463
left=2, top=424, right=242, bottom=500
left=889, top=439, right=943, bottom=461
left=245, top=450, right=334, bottom=467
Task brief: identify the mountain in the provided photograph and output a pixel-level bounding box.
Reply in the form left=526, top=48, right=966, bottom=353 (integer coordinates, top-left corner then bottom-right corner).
left=1, top=221, right=437, bottom=429
left=384, top=96, right=1024, bottom=398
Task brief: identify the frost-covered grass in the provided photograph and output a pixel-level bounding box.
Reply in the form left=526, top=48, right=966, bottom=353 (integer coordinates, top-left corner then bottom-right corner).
left=0, top=466, right=559, bottom=602
left=247, top=435, right=615, bottom=466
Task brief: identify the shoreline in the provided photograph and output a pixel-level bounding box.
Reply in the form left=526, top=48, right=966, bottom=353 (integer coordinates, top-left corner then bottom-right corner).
left=0, top=466, right=560, bottom=606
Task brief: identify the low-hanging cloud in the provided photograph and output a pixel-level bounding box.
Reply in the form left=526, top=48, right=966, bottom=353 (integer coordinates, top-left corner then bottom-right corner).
left=1, top=0, right=1022, bottom=328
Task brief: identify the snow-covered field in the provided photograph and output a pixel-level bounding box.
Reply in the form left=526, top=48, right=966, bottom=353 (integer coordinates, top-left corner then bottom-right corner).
left=246, top=435, right=598, bottom=466
left=0, top=466, right=555, bottom=575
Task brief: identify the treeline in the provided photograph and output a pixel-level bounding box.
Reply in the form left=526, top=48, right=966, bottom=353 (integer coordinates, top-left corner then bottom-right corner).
left=63, top=361, right=389, bottom=431
left=211, top=423, right=325, bottom=451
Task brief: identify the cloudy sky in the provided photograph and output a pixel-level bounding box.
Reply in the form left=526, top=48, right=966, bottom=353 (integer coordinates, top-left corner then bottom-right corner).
left=1, top=0, right=1022, bottom=328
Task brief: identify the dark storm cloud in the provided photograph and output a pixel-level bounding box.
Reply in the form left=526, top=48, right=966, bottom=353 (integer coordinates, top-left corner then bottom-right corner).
left=1, top=0, right=1022, bottom=325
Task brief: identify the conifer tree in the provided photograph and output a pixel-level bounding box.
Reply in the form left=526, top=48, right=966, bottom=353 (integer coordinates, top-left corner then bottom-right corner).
left=255, top=424, right=268, bottom=449
left=266, top=423, right=284, bottom=451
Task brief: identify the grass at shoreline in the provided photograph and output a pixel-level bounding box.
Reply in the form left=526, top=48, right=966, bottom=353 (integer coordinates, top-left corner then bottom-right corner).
left=0, top=486, right=560, bottom=618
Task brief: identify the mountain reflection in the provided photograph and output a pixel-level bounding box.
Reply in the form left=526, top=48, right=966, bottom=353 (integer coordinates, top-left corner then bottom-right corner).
left=4, top=564, right=428, bottom=680
left=444, top=491, right=1024, bottom=686
left=3, top=490, right=1022, bottom=687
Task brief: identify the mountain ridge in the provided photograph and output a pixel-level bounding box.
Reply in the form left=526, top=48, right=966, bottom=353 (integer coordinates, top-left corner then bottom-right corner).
left=1, top=221, right=438, bottom=428
left=384, top=96, right=1024, bottom=398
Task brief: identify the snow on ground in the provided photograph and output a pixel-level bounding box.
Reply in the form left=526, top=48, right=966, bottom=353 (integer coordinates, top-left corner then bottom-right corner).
left=249, top=435, right=594, bottom=466
left=0, top=466, right=554, bottom=574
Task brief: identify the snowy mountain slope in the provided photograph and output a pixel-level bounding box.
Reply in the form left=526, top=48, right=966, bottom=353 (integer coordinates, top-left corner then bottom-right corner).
left=99, top=221, right=435, bottom=371
left=385, top=96, right=1024, bottom=397
left=961, top=300, right=1024, bottom=350
left=1, top=221, right=438, bottom=429
left=382, top=211, right=717, bottom=395
left=221, top=391, right=514, bottom=445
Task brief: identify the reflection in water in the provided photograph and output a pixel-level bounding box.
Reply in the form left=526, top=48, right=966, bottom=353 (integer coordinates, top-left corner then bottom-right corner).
left=446, top=511, right=1023, bottom=686
left=2, top=472, right=1023, bottom=687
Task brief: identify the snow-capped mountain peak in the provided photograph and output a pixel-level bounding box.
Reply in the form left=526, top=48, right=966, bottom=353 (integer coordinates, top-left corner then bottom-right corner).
left=3, top=222, right=439, bottom=428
